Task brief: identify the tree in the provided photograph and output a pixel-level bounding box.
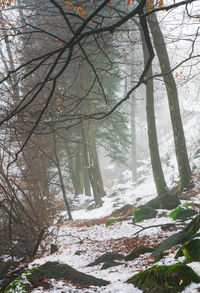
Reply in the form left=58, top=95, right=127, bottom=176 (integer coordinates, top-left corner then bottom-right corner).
left=147, top=8, right=192, bottom=191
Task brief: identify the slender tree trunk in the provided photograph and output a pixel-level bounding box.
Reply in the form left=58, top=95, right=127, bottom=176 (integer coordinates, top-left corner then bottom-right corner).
left=148, top=11, right=192, bottom=190
left=85, top=121, right=103, bottom=206
left=141, top=26, right=169, bottom=198
left=53, top=135, right=72, bottom=220
left=65, top=142, right=80, bottom=195
left=81, top=122, right=92, bottom=196
left=75, top=142, right=84, bottom=195
left=131, top=97, right=137, bottom=183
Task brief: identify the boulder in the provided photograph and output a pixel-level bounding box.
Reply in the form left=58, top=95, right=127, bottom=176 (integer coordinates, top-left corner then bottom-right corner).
left=127, top=263, right=200, bottom=293
left=175, top=239, right=200, bottom=262
left=160, top=194, right=181, bottom=210
left=87, top=252, right=124, bottom=267
left=169, top=205, right=197, bottom=220
left=145, top=197, right=160, bottom=209
left=29, top=261, right=108, bottom=288
left=100, top=261, right=121, bottom=270
left=125, top=246, right=155, bottom=261
left=133, top=205, right=157, bottom=223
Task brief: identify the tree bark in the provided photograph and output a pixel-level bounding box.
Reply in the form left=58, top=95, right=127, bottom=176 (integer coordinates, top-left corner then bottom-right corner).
left=148, top=11, right=192, bottom=190
left=140, top=23, right=169, bottom=198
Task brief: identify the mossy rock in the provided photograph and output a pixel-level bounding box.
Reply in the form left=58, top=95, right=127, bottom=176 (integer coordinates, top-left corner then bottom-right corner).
left=175, top=239, right=200, bottom=262
left=160, top=194, right=181, bottom=210
left=0, top=260, right=12, bottom=280
left=127, top=263, right=200, bottom=293
left=106, top=217, right=124, bottom=227
left=111, top=204, right=133, bottom=217
left=100, top=260, right=121, bottom=270
left=4, top=268, right=36, bottom=293
left=125, top=246, right=155, bottom=261
left=169, top=204, right=197, bottom=220
left=87, top=252, right=124, bottom=267
left=145, top=197, right=160, bottom=209
left=133, top=205, right=157, bottom=223
left=29, top=261, right=108, bottom=288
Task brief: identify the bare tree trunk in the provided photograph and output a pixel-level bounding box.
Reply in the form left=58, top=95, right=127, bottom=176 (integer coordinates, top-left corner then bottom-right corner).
left=148, top=11, right=192, bottom=191
left=53, top=135, right=72, bottom=220
left=131, top=97, right=137, bottom=183
left=85, top=121, right=103, bottom=206
left=141, top=24, right=169, bottom=198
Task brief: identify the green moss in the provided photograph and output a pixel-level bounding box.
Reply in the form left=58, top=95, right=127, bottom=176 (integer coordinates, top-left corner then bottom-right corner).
left=169, top=205, right=197, bottom=220
left=125, top=246, right=155, bottom=261
left=105, top=217, right=124, bottom=227
left=4, top=268, right=37, bottom=293
left=127, top=263, right=200, bottom=293
left=175, top=239, right=200, bottom=262
left=133, top=205, right=157, bottom=223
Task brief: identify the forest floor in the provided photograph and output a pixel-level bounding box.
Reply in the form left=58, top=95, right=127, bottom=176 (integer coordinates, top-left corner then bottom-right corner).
left=8, top=112, right=200, bottom=292
left=27, top=184, right=200, bottom=293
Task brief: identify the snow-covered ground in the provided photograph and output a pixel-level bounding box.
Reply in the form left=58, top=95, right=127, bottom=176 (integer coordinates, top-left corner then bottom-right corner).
left=25, top=112, right=200, bottom=292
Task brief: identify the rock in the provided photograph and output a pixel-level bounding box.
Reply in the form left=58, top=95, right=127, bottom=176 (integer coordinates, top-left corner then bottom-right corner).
left=161, top=223, right=175, bottom=231
left=175, top=239, right=200, bottom=262
left=151, top=231, right=186, bottom=258
left=145, top=197, right=160, bottom=209
left=100, top=261, right=121, bottom=270
left=169, top=205, right=197, bottom=220
left=160, top=194, right=181, bottom=210
left=127, top=263, right=200, bottom=293
left=75, top=250, right=86, bottom=256
left=109, top=191, right=118, bottom=198
left=111, top=204, right=133, bottom=217
left=50, top=244, right=58, bottom=254
left=29, top=261, right=108, bottom=288
left=0, top=259, right=12, bottom=280
left=105, top=217, right=124, bottom=227
left=4, top=268, right=36, bottom=293
left=125, top=246, right=155, bottom=261
left=133, top=205, right=157, bottom=223
left=152, top=215, right=200, bottom=258
left=87, top=252, right=124, bottom=267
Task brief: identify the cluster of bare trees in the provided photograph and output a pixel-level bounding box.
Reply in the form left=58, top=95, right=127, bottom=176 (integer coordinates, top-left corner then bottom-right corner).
left=0, top=0, right=199, bottom=258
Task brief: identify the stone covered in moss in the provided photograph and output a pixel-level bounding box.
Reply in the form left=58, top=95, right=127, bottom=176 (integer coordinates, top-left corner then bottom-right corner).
left=125, top=246, right=155, bottom=261
left=169, top=204, right=197, bottom=220
left=105, top=217, right=123, bottom=227
left=175, top=239, right=200, bottom=262
left=29, top=261, right=108, bottom=288
left=133, top=205, right=157, bottom=223
left=127, top=263, right=200, bottom=293
left=87, top=252, right=124, bottom=267
left=4, top=268, right=36, bottom=293
left=159, top=194, right=181, bottom=210
left=100, top=260, right=121, bottom=270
